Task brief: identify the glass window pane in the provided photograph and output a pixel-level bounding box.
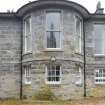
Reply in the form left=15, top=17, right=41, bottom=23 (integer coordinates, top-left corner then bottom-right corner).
left=56, top=66, right=60, bottom=70
left=52, top=77, right=55, bottom=81
left=46, top=12, right=60, bottom=30
left=76, top=17, right=81, bottom=36
left=25, top=17, right=32, bottom=52
left=25, top=17, right=31, bottom=35
left=56, top=70, right=60, bottom=76
left=95, top=39, right=103, bottom=54
left=47, top=31, right=60, bottom=48
left=47, top=77, right=51, bottom=81
left=48, top=70, right=52, bottom=76
left=94, top=25, right=105, bottom=54
left=26, top=35, right=32, bottom=51
left=56, top=77, right=60, bottom=81
left=24, top=65, right=31, bottom=84
left=75, top=16, right=82, bottom=53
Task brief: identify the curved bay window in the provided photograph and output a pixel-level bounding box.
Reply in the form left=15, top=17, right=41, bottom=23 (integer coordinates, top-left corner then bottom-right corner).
left=46, top=11, right=61, bottom=49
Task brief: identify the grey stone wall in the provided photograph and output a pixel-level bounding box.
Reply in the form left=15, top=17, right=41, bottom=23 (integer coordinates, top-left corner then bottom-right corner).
left=85, top=20, right=105, bottom=97
left=0, top=0, right=105, bottom=100
left=0, top=18, right=22, bottom=98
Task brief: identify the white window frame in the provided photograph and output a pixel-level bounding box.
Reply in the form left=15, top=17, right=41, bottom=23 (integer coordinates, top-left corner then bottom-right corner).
left=45, top=65, right=61, bottom=85
left=75, top=66, right=82, bottom=85
left=45, top=11, right=62, bottom=50
left=75, top=16, right=82, bottom=53
left=24, top=16, right=32, bottom=53
left=94, top=24, right=105, bottom=55
left=95, top=69, right=105, bottom=84
left=23, top=65, right=31, bottom=85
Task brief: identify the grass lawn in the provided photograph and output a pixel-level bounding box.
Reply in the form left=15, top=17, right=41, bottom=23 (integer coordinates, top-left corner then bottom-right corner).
left=0, top=100, right=73, bottom=105
left=0, top=97, right=105, bottom=105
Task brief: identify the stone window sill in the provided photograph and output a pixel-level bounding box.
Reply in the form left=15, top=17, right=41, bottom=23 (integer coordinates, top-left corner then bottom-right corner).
left=94, top=54, right=105, bottom=57
left=75, top=52, right=83, bottom=56
left=22, top=52, right=32, bottom=56
left=43, top=49, right=64, bottom=52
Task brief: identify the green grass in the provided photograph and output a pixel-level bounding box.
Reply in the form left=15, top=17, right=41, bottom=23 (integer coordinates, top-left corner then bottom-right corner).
left=0, top=100, right=73, bottom=105
left=0, top=97, right=105, bottom=105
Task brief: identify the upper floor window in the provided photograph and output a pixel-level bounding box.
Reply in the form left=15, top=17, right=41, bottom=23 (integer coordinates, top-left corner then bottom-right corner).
left=24, top=16, right=32, bottom=53
left=46, top=11, right=61, bottom=49
left=75, top=16, right=82, bottom=53
left=94, top=24, right=105, bottom=55
left=45, top=65, right=61, bottom=84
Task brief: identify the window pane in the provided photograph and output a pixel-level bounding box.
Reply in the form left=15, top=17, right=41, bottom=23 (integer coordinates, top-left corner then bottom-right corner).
left=47, top=31, right=60, bottom=48
left=56, top=66, right=60, bottom=76
left=46, top=12, right=60, bottom=30
left=52, top=77, right=56, bottom=81
left=47, top=77, right=51, bottom=81
left=51, top=65, right=55, bottom=76
left=56, top=77, right=60, bottom=81
left=24, top=65, right=31, bottom=84
left=48, top=70, right=52, bottom=76
left=75, top=16, right=82, bottom=53
left=94, top=25, right=105, bottom=54
left=76, top=17, right=81, bottom=36
left=56, top=70, right=60, bottom=76
left=56, top=66, right=60, bottom=70
left=25, top=17, right=32, bottom=52
left=95, top=39, right=103, bottom=54
left=26, top=35, right=32, bottom=51
left=25, top=17, right=31, bottom=34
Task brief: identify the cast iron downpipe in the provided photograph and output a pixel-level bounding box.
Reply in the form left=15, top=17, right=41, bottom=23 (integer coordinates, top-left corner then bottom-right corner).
left=20, top=19, right=23, bottom=99
left=83, top=20, right=86, bottom=97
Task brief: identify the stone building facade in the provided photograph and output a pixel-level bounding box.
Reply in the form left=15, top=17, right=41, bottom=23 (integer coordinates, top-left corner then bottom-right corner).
left=0, top=0, right=105, bottom=100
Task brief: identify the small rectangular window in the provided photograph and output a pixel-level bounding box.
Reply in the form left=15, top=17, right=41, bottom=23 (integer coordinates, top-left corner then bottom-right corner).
left=24, top=17, right=32, bottom=53
left=95, top=69, right=105, bottom=84
left=75, top=16, right=82, bottom=53
left=75, top=66, right=82, bottom=85
left=23, top=65, right=31, bottom=84
left=45, top=65, right=61, bottom=84
left=46, top=11, right=62, bottom=49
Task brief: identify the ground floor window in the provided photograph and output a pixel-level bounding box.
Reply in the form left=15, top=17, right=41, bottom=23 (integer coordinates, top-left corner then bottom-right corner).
left=95, top=69, right=105, bottom=84
left=23, top=65, right=31, bottom=84
left=75, top=66, right=82, bottom=85
left=45, top=65, right=61, bottom=84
